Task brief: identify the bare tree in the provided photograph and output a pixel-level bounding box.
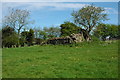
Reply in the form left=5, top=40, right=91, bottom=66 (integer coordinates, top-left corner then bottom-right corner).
left=2, top=8, right=33, bottom=46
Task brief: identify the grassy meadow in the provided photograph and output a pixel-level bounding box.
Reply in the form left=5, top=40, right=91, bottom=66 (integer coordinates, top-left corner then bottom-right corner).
left=2, top=41, right=118, bottom=78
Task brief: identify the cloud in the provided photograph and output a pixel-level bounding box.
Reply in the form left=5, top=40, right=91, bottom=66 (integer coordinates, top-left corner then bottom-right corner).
left=2, top=2, right=89, bottom=11
left=1, top=2, right=118, bottom=18
left=28, top=3, right=89, bottom=10
left=104, top=8, right=113, bottom=10
left=1, top=0, right=119, bottom=2
left=104, top=7, right=118, bottom=14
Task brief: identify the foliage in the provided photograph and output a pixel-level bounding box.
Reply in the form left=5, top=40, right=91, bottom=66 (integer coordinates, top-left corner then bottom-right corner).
left=27, top=29, right=34, bottom=46
left=60, top=21, right=81, bottom=36
left=20, top=29, right=34, bottom=46
left=20, top=31, right=29, bottom=46
left=43, top=26, right=61, bottom=39
left=38, top=30, right=47, bottom=40
left=93, top=24, right=119, bottom=40
left=33, top=26, right=60, bottom=40
left=91, top=36, right=100, bottom=42
left=71, top=5, right=108, bottom=40
left=2, top=26, right=18, bottom=48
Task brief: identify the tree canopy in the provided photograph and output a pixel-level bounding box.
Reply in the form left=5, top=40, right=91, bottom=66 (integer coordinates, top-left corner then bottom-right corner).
left=60, top=21, right=81, bottom=36
left=3, top=8, right=32, bottom=33
left=72, top=5, right=108, bottom=35
left=43, top=26, right=61, bottom=39
left=2, top=26, right=18, bottom=48
left=93, top=24, right=119, bottom=40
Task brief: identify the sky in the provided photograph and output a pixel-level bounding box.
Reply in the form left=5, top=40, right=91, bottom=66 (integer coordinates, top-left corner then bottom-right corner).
left=1, top=0, right=119, bottom=29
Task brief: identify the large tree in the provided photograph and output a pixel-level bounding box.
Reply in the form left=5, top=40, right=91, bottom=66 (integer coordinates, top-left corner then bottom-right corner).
left=2, top=8, right=32, bottom=45
left=72, top=5, right=108, bottom=41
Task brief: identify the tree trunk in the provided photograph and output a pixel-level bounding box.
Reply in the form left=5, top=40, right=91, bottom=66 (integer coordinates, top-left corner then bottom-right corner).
left=81, top=29, right=91, bottom=41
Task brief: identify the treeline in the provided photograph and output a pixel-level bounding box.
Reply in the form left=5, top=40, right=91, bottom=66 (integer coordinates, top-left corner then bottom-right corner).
left=1, top=26, right=61, bottom=48
left=1, top=21, right=81, bottom=48
left=1, top=22, right=119, bottom=48
left=1, top=5, right=120, bottom=48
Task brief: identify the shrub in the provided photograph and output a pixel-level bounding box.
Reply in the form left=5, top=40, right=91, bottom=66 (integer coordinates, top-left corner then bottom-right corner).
left=91, top=36, right=100, bottom=42
left=2, top=26, right=18, bottom=48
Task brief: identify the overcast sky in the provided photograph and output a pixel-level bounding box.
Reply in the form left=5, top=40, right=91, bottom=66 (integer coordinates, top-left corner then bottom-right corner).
left=1, top=0, right=119, bottom=29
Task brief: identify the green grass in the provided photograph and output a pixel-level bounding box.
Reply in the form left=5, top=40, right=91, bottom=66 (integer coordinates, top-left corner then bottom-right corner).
left=2, top=41, right=118, bottom=78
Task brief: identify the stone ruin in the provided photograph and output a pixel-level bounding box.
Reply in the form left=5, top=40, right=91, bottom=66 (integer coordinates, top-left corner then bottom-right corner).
left=70, top=33, right=84, bottom=43
left=42, top=33, right=85, bottom=45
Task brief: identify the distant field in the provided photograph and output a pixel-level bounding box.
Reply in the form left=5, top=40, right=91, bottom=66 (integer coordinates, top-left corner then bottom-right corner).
left=2, top=41, right=118, bottom=78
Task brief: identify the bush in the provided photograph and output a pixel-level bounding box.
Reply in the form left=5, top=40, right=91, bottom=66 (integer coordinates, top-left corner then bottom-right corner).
left=2, top=26, right=18, bottom=48
left=2, top=33, right=18, bottom=48
left=91, top=36, right=100, bottom=42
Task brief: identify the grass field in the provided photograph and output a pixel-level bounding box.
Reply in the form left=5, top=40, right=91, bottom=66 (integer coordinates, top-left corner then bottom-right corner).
left=2, top=41, right=118, bottom=78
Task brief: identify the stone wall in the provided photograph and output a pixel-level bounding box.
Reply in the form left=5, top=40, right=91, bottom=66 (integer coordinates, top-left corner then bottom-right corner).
left=70, top=33, right=84, bottom=43
left=46, top=36, right=72, bottom=45
left=44, top=33, right=84, bottom=45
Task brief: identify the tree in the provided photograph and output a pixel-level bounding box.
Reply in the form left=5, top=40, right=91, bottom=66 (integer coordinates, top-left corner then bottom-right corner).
left=20, top=31, right=29, bottom=46
left=72, top=5, right=108, bottom=41
left=20, top=29, right=35, bottom=46
left=93, top=24, right=119, bottom=40
left=38, top=30, right=47, bottom=40
left=33, top=27, right=41, bottom=39
left=32, top=28, right=46, bottom=44
left=2, top=8, right=32, bottom=45
left=2, top=26, right=18, bottom=48
left=43, top=26, right=61, bottom=39
left=27, top=29, right=34, bottom=46
left=60, top=21, right=81, bottom=36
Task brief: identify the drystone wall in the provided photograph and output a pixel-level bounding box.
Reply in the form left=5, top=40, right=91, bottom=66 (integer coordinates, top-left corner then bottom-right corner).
left=44, top=33, right=84, bottom=45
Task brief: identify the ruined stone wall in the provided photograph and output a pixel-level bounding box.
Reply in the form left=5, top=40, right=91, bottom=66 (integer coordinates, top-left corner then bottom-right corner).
left=46, top=36, right=73, bottom=45
left=44, top=33, right=84, bottom=45
left=70, top=33, right=84, bottom=43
